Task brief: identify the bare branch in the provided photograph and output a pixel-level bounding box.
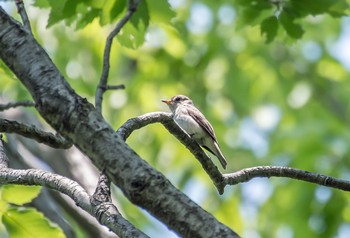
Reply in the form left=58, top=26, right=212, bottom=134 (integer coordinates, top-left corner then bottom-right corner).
left=91, top=173, right=149, bottom=238
left=14, top=0, right=32, bottom=33
left=100, top=84, right=126, bottom=91
left=0, top=118, right=72, bottom=149
left=0, top=100, right=35, bottom=111
left=0, top=168, right=91, bottom=207
left=224, top=166, right=350, bottom=191
left=0, top=137, right=147, bottom=238
left=0, top=9, right=239, bottom=237
left=117, top=112, right=350, bottom=194
left=0, top=167, right=149, bottom=237
left=117, top=112, right=226, bottom=194
left=0, top=134, right=8, bottom=168
left=95, top=0, right=140, bottom=113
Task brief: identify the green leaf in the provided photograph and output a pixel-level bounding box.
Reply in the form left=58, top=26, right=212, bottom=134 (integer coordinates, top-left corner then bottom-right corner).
left=1, top=185, right=41, bottom=206
left=33, top=0, right=50, bottom=8
left=130, top=0, right=149, bottom=30
left=110, top=0, right=127, bottom=21
left=3, top=207, right=65, bottom=238
left=117, top=23, right=145, bottom=48
left=147, top=0, right=176, bottom=24
left=279, top=11, right=304, bottom=39
left=76, top=8, right=101, bottom=30
left=86, top=0, right=107, bottom=9
left=0, top=200, right=8, bottom=215
left=46, top=0, right=87, bottom=27
left=115, top=0, right=149, bottom=49
left=100, top=0, right=127, bottom=25
left=47, top=0, right=68, bottom=27
left=260, top=16, right=278, bottom=43
left=63, top=0, right=84, bottom=18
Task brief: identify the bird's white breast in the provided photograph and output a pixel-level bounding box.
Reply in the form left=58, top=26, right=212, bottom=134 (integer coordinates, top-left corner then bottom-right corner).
left=174, top=106, right=204, bottom=137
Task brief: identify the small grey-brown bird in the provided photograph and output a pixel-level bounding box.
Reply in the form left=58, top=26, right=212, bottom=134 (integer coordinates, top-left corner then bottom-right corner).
left=162, top=95, right=227, bottom=169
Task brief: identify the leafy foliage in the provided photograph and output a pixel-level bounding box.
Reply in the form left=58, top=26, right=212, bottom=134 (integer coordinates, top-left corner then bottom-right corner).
left=33, top=0, right=349, bottom=45
left=34, top=0, right=176, bottom=48
left=235, top=0, right=349, bottom=42
left=3, top=208, right=65, bottom=238
left=260, top=16, right=278, bottom=43
left=1, top=185, right=41, bottom=205
left=0, top=185, right=64, bottom=238
left=1, top=0, right=350, bottom=237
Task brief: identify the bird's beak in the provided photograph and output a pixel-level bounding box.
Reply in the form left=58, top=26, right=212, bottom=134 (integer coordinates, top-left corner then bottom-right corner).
left=161, top=99, right=172, bottom=105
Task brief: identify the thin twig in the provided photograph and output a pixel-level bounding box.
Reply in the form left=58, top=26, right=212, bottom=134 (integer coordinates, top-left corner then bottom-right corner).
left=14, top=0, right=32, bottom=33
left=101, top=84, right=126, bottom=91
left=224, top=166, right=350, bottom=191
left=0, top=100, right=35, bottom=111
left=95, top=0, right=140, bottom=113
left=0, top=118, right=72, bottom=149
left=116, top=111, right=226, bottom=194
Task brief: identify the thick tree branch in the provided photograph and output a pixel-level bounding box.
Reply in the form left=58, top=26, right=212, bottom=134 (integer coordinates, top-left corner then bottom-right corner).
left=91, top=173, right=149, bottom=238
left=4, top=135, right=100, bottom=238
left=0, top=100, right=35, bottom=111
left=0, top=168, right=91, bottom=207
left=224, top=166, right=350, bottom=191
left=95, top=0, right=139, bottom=113
left=0, top=137, right=147, bottom=238
left=0, top=168, right=148, bottom=237
left=117, top=111, right=226, bottom=194
left=0, top=7, right=239, bottom=238
left=0, top=118, right=72, bottom=149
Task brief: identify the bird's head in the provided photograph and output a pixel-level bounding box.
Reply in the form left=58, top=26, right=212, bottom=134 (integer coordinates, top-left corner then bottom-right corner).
left=161, top=95, right=193, bottom=112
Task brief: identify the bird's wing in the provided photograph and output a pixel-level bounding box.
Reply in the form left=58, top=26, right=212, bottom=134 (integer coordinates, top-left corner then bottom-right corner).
left=186, top=105, right=218, bottom=142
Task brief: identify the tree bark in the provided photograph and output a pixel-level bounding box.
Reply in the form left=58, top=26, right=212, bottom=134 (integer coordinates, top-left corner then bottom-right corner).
left=0, top=7, right=239, bottom=238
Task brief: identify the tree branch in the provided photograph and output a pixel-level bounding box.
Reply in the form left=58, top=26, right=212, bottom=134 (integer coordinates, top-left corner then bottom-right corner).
left=224, top=166, right=350, bottom=191
left=0, top=100, right=35, bottom=111
left=117, top=111, right=226, bottom=194
left=0, top=137, right=147, bottom=238
left=117, top=112, right=350, bottom=194
left=0, top=134, right=8, bottom=168
left=95, top=0, right=140, bottom=113
left=91, top=173, right=149, bottom=238
left=0, top=7, right=239, bottom=237
left=5, top=133, right=118, bottom=238
left=14, top=0, right=32, bottom=33
left=0, top=118, right=72, bottom=149
left=100, top=84, right=126, bottom=91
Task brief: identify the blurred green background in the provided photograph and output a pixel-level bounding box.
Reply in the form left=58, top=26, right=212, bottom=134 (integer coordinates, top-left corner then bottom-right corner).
left=1, top=0, right=350, bottom=237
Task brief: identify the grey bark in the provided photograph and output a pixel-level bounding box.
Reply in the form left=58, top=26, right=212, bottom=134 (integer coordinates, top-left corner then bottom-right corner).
left=0, top=7, right=239, bottom=238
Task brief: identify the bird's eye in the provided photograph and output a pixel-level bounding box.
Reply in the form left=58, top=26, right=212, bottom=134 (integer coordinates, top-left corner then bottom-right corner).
left=175, top=97, right=180, bottom=102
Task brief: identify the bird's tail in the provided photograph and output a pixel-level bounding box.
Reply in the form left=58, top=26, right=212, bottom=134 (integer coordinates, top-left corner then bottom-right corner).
left=201, top=140, right=228, bottom=169
left=213, top=142, right=227, bottom=169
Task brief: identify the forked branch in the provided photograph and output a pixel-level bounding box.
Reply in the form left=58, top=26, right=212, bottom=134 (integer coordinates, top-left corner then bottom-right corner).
left=95, top=0, right=140, bottom=113
left=15, top=0, right=32, bottom=33
left=118, top=112, right=350, bottom=194
left=0, top=136, right=147, bottom=238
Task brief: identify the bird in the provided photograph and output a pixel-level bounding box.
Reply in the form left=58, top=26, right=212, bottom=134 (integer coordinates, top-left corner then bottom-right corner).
left=162, top=95, right=227, bottom=169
